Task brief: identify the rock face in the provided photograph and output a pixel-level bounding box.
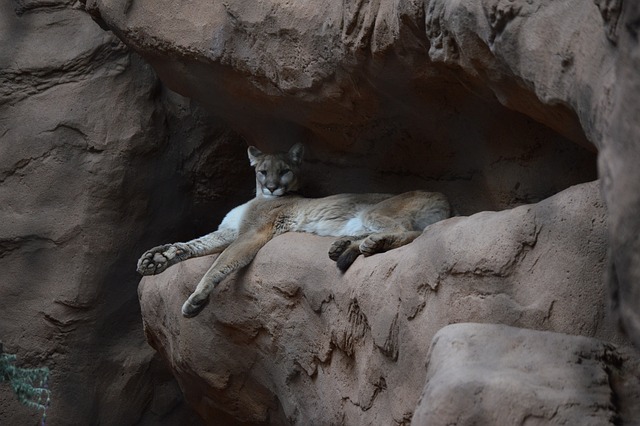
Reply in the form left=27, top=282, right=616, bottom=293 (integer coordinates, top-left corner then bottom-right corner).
left=139, top=181, right=634, bottom=424
left=0, top=1, right=249, bottom=424
left=600, top=1, right=640, bottom=350
left=412, top=323, right=640, bottom=425
left=85, top=0, right=639, bottom=349
left=84, top=0, right=598, bottom=217
left=3, top=0, right=640, bottom=424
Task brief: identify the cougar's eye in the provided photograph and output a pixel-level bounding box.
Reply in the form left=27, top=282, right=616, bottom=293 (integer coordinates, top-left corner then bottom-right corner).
left=258, top=170, right=267, bottom=176
left=280, top=169, right=291, bottom=176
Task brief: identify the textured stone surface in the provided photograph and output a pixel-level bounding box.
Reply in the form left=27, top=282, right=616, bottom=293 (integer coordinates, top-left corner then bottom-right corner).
left=84, top=0, right=640, bottom=349
left=3, top=0, right=640, bottom=423
left=139, top=181, right=634, bottom=424
left=600, top=0, right=640, bottom=349
left=412, top=323, right=640, bottom=425
left=83, top=0, right=598, bottom=217
left=0, top=1, right=250, bottom=424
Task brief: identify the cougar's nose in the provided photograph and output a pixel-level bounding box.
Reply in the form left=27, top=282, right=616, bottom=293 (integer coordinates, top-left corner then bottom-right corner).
left=266, top=184, right=278, bottom=193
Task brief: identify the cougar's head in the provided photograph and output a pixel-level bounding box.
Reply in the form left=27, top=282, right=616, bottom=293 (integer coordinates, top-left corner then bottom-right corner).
left=247, top=143, right=304, bottom=198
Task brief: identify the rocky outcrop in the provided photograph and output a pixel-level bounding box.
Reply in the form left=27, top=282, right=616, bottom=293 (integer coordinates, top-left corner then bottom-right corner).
left=3, top=0, right=640, bottom=424
left=600, top=1, right=640, bottom=350
left=84, top=0, right=640, bottom=350
left=413, top=323, right=640, bottom=425
left=139, top=181, right=635, bottom=424
left=82, top=0, right=598, bottom=217
left=0, top=1, right=250, bottom=424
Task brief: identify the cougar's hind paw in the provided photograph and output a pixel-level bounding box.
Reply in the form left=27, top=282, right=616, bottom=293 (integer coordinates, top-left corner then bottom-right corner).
left=181, top=297, right=209, bottom=318
left=328, top=238, right=352, bottom=262
left=359, top=234, right=388, bottom=257
left=336, top=248, right=361, bottom=272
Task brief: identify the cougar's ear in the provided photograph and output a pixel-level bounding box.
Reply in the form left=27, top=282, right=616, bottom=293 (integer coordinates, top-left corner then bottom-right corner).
left=247, top=146, right=263, bottom=166
left=288, top=143, right=304, bottom=165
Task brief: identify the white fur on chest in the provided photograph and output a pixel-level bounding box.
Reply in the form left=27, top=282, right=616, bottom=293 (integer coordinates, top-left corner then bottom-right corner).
left=219, top=202, right=249, bottom=231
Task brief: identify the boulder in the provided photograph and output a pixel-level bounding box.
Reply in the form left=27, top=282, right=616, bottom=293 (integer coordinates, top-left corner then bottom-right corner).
left=139, top=181, right=634, bottom=424
left=413, top=323, right=640, bottom=425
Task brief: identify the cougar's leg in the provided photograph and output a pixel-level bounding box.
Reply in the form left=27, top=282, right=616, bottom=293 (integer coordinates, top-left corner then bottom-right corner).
left=364, top=190, right=451, bottom=230
left=137, top=228, right=237, bottom=276
left=329, top=198, right=414, bottom=272
left=328, top=237, right=356, bottom=261
left=332, top=238, right=367, bottom=272
left=181, top=229, right=272, bottom=318
left=330, top=231, right=423, bottom=271
left=355, top=190, right=452, bottom=257
left=359, top=231, right=422, bottom=256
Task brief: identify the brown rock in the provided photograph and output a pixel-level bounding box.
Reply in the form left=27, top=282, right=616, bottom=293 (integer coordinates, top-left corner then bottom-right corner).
left=84, top=0, right=597, bottom=216
left=86, top=0, right=640, bottom=348
left=412, top=323, right=640, bottom=425
left=3, top=0, right=640, bottom=423
left=87, top=0, right=640, bottom=348
left=600, top=1, right=640, bottom=349
left=139, top=181, right=634, bottom=424
left=0, top=2, right=249, bottom=424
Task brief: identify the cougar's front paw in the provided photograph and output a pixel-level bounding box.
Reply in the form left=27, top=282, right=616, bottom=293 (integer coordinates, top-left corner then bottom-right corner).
left=181, top=296, right=209, bottom=318
left=328, top=238, right=352, bottom=261
left=136, top=244, right=187, bottom=276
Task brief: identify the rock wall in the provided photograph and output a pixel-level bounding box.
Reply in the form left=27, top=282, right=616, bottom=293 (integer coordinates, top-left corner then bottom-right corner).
left=413, top=323, right=640, bottom=425
left=2, top=0, right=640, bottom=424
left=600, top=0, right=640, bottom=350
left=83, top=0, right=598, bottom=216
left=84, top=0, right=640, bottom=337
left=82, top=0, right=640, bottom=350
left=0, top=1, right=249, bottom=424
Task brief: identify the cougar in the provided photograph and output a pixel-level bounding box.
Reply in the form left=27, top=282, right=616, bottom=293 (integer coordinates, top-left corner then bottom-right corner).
left=137, top=144, right=451, bottom=317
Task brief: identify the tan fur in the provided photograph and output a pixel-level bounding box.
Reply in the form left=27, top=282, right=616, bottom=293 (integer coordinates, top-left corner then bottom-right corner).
left=137, top=144, right=451, bottom=317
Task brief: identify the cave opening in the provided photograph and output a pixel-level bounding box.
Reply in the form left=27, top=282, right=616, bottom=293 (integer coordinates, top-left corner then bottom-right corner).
left=168, top=78, right=598, bottom=237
